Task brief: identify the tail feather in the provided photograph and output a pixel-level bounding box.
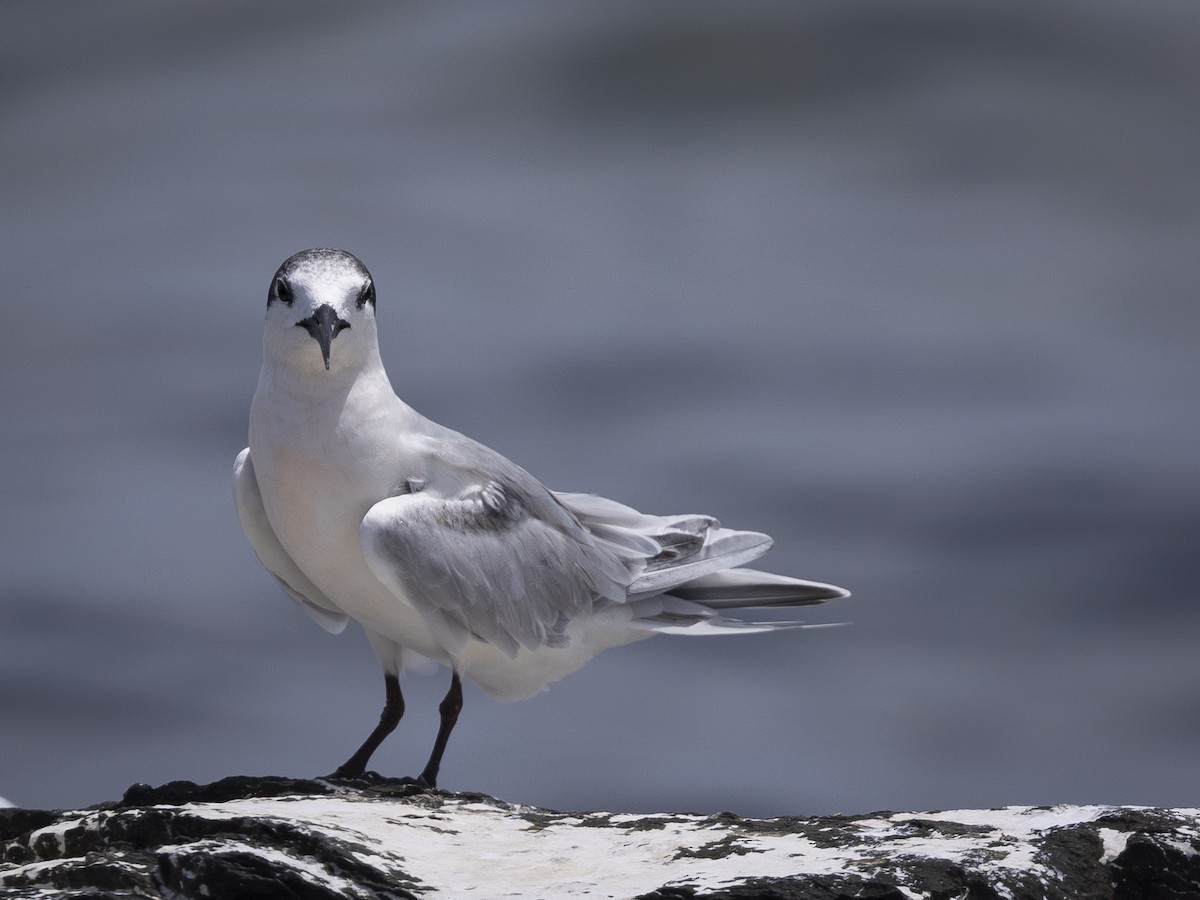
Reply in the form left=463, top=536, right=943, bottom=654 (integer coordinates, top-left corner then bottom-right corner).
left=668, top=568, right=849, bottom=607
left=627, top=592, right=843, bottom=635
left=630, top=617, right=823, bottom=635
left=552, top=491, right=848, bottom=634
left=628, top=528, right=773, bottom=596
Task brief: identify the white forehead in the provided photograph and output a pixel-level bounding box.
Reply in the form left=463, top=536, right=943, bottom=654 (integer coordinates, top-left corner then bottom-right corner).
left=277, top=248, right=371, bottom=296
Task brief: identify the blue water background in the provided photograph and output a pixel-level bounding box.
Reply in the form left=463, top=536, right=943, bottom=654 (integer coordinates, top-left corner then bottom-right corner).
left=2, top=1, right=1198, bottom=815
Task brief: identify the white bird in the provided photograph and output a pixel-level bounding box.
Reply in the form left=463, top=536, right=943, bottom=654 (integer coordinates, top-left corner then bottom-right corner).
left=234, top=248, right=848, bottom=787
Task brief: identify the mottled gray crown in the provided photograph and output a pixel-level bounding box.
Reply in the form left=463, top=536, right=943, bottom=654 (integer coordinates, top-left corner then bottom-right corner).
left=268, top=248, right=375, bottom=309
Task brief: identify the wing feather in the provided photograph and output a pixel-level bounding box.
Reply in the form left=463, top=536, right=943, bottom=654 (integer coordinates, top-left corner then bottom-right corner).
left=360, top=479, right=629, bottom=659
left=233, top=448, right=349, bottom=634
left=668, top=568, right=850, bottom=607
left=553, top=491, right=846, bottom=627
left=629, top=529, right=773, bottom=595
left=554, top=492, right=777, bottom=596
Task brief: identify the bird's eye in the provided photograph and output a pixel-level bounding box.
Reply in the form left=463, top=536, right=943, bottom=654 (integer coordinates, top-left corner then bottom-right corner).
left=273, top=278, right=294, bottom=306
left=356, top=280, right=375, bottom=309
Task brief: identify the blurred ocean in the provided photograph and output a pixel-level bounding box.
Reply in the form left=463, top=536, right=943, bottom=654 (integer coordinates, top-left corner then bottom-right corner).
left=2, top=1, right=1198, bottom=816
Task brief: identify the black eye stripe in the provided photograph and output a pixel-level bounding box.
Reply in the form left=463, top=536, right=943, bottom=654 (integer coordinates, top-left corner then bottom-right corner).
left=356, top=281, right=376, bottom=309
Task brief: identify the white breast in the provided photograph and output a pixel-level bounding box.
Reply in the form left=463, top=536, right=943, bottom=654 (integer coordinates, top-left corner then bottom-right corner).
left=249, top=367, right=448, bottom=662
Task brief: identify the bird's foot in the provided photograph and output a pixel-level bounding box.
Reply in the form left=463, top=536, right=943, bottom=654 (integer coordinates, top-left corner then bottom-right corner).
left=325, top=766, right=383, bottom=783
left=324, top=768, right=437, bottom=791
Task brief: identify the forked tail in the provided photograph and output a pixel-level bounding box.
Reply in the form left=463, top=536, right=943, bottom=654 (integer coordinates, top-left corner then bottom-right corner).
left=554, top=491, right=849, bottom=634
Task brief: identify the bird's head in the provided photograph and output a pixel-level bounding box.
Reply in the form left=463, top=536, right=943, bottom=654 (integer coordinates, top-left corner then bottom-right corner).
left=263, top=248, right=379, bottom=375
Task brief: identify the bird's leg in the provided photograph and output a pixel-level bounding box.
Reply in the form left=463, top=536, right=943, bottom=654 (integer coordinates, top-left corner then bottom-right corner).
left=412, top=672, right=463, bottom=789
left=331, top=672, right=404, bottom=778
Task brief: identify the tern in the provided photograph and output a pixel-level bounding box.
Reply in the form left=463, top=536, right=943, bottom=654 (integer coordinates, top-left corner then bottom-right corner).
left=235, top=248, right=847, bottom=787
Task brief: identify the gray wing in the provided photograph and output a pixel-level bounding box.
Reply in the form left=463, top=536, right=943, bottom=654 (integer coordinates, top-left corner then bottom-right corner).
left=553, top=491, right=776, bottom=597
left=553, top=491, right=848, bottom=633
left=359, top=477, right=631, bottom=659
left=233, top=448, right=350, bottom=634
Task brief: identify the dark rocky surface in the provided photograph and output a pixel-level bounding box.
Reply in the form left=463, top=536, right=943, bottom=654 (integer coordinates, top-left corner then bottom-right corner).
left=1, top=777, right=1197, bottom=898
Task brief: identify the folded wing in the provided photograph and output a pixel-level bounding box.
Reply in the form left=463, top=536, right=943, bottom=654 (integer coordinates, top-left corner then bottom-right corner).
left=357, top=474, right=849, bottom=661
left=360, top=480, right=630, bottom=659
left=233, top=448, right=350, bottom=634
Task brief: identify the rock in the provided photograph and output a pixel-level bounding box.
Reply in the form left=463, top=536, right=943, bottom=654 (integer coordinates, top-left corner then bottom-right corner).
left=1, top=776, right=1197, bottom=899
